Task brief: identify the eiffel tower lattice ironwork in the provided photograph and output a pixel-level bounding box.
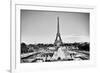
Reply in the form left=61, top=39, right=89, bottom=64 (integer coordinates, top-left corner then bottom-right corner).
left=54, top=17, right=63, bottom=48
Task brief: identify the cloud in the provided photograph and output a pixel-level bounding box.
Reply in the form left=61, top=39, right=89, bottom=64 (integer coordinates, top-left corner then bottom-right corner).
left=61, top=35, right=89, bottom=43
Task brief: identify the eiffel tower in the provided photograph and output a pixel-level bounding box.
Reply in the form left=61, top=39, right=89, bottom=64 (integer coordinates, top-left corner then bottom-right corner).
left=54, top=17, right=63, bottom=49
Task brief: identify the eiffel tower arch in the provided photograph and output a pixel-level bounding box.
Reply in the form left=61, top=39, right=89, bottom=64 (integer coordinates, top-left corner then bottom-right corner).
left=54, top=17, right=63, bottom=49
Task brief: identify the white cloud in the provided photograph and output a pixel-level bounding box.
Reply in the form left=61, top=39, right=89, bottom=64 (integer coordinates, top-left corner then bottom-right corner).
left=61, top=35, right=89, bottom=43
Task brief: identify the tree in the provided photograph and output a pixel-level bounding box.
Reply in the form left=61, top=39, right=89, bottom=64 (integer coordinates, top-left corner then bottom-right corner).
left=21, top=42, right=28, bottom=53
left=78, top=43, right=89, bottom=51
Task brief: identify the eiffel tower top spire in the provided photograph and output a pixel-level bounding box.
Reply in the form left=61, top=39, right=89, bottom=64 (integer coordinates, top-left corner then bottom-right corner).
left=54, top=16, right=63, bottom=49
left=57, top=16, right=60, bottom=34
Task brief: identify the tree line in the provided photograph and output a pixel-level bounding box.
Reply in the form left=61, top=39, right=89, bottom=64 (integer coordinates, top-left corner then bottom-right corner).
left=21, top=42, right=90, bottom=54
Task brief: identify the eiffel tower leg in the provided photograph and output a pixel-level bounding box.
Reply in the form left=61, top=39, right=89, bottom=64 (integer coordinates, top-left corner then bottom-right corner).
left=58, top=34, right=62, bottom=43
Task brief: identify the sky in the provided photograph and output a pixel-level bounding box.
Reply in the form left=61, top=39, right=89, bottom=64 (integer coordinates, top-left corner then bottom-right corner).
left=21, top=10, right=90, bottom=44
